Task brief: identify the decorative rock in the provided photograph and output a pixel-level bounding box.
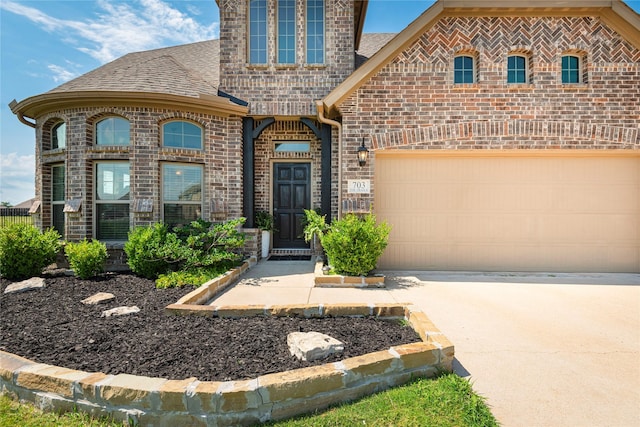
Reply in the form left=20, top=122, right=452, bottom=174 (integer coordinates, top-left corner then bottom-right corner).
left=287, top=332, right=344, bottom=362
left=3, top=277, right=46, bottom=294
left=101, top=306, right=140, bottom=318
left=81, top=292, right=116, bottom=305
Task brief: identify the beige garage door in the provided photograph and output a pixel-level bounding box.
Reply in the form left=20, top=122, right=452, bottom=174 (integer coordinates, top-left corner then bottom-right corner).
left=374, top=153, right=640, bottom=272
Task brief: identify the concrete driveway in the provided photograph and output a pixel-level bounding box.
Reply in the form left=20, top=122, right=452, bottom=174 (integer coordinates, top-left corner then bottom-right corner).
left=384, top=272, right=640, bottom=427
left=213, top=262, right=640, bottom=426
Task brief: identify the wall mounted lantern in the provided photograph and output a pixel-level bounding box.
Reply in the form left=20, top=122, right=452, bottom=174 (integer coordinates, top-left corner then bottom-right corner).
left=357, top=138, right=369, bottom=167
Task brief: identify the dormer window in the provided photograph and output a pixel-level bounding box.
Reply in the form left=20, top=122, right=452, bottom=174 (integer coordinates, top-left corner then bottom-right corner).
left=278, top=0, right=296, bottom=64
left=306, top=0, right=325, bottom=64
left=249, top=0, right=268, bottom=64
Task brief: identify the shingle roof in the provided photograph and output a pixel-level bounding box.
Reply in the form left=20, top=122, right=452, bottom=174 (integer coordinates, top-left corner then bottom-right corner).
left=48, top=40, right=220, bottom=98
left=48, top=35, right=394, bottom=97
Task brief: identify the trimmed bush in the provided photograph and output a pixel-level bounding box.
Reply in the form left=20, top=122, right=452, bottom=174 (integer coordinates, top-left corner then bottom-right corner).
left=0, top=223, right=61, bottom=280
left=124, top=222, right=173, bottom=279
left=64, top=239, right=108, bottom=279
left=124, top=218, right=246, bottom=282
left=320, top=213, right=391, bottom=277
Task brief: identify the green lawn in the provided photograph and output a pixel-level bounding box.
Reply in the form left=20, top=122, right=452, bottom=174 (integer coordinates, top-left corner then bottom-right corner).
left=0, top=374, right=497, bottom=427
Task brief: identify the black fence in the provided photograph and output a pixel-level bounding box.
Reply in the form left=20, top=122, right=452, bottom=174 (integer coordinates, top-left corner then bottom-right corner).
left=0, top=208, right=34, bottom=227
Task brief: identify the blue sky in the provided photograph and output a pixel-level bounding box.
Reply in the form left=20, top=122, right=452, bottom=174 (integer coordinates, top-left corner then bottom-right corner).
left=0, top=0, right=638, bottom=205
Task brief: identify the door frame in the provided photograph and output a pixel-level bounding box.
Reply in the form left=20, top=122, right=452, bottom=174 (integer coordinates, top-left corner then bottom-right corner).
left=270, top=159, right=313, bottom=249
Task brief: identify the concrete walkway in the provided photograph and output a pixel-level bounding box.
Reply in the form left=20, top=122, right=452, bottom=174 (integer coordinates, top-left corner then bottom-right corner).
left=212, top=260, right=640, bottom=427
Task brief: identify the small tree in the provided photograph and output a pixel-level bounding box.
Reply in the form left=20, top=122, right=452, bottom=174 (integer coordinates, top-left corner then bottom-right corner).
left=0, top=224, right=61, bottom=280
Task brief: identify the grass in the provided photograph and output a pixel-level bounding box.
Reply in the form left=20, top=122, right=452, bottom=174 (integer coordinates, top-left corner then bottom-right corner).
left=0, top=374, right=497, bottom=427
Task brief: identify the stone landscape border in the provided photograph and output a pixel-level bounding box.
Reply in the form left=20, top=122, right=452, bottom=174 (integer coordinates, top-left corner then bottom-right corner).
left=312, top=257, right=385, bottom=288
left=0, top=258, right=454, bottom=426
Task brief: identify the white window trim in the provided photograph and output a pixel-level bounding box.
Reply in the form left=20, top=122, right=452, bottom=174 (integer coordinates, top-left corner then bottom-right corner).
left=161, top=162, right=204, bottom=226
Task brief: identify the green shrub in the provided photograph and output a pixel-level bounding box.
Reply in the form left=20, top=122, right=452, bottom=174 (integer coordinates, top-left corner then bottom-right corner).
left=156, top=266, right=229, bottom=289
left=124, top=222, right=173, bottom=279
left=124, top=218, right=246, bottom=282
left=255, top=210, right=275, bottom=231
left=64, top=239, right=108, bottom=279
left=302, top=209, right=328, bottom=243
left=320, top=213, right=391, bottom=277
left=0, top=223, right=61, bottom=280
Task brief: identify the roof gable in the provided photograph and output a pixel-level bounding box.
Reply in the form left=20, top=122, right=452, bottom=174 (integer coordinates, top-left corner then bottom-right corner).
left=321, top=0, right=640, bottom=118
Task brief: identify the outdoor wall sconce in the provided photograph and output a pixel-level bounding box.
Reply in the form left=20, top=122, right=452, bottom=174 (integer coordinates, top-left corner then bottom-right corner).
left=357, top=138, right=369, bottom=167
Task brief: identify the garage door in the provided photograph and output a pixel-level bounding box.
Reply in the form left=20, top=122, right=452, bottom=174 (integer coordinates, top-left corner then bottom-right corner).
left=374, top=153, right=640, bottom=272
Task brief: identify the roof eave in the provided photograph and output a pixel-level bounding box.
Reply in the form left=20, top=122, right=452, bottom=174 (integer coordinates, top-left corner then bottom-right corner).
left=10, top=91, right=249, bottom=125
left=322, top=0, right=640, bottom=118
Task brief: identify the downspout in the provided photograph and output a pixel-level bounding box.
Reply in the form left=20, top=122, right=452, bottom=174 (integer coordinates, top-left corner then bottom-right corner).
left=315, top=101, right=343, bottom=219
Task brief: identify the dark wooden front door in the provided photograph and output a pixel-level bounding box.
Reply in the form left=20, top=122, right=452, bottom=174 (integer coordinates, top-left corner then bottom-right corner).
left=273, top=163, right=310, bottom=248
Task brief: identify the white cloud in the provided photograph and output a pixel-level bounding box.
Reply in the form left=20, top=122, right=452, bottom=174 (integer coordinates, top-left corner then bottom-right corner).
left=1, top=0, right=219, bottom=65
left=0, top=153, right=35, bottom=205
left=47, top=64, right=80, bottom=83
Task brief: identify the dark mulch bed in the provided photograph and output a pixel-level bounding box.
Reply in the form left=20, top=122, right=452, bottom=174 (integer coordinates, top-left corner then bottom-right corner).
left=0, top=273, right=419, bottom=381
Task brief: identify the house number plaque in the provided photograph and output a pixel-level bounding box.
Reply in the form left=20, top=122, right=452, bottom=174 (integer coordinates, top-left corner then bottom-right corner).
left=347, top=179, right=370, bottom=194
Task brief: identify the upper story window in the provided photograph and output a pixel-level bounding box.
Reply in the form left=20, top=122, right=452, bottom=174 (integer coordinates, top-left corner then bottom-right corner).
left=278, top=0, right=296, bottom=64
left=507, top=55, right=528, bottom=84
left=162, top=121, right=203, bottom=150
left=561, top=55, right=581, bottom=84
left=95, top=162, right=130, bottom=240
left=52, top=122, right=66, bottom=149
left=249, top=0, right=268, bottom=64
left=454, top=55, right=475, bottom=84
left=96, top=117, right=130, bottom=146
left=306, top=0, right=325, bottom=64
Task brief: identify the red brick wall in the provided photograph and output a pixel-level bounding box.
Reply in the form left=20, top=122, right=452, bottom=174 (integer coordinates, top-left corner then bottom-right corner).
left=339, top=15, right=640, bottom=205
left=35, top=107, right=243, bottom=241
left=219, top=0, right=356, bottom=117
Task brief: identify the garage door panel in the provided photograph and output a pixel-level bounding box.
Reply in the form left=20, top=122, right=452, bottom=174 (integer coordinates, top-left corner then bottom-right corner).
left=375, top=155, right=640, bottom=272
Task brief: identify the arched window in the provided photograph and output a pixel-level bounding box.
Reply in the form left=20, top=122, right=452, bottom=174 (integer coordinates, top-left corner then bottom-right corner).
left=96, top=117, right=130, bottom=146
left=52, top=122, right=66, bottom=149
left=562, top=55, right=581, bottom=84
left=454, top=55, right=475, bottom=84
left=507, top=55, right=528, bottom=84
left=162, top=121, right=203, bottom=149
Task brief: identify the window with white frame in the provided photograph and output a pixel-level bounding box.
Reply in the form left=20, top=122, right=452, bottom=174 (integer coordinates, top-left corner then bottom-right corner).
left=454, top=55, right=475, bottom=84
left=306, top=0, right=325, bottom=64
left=96, top=117, right=130, bottom=146
left=507, top=55, right=528, bottom=84
left=162, top=121, right=203, bottom=149
left=52, top=122, right=66, bottom=149
left=561, top=55, right=581, bottom=84
left=249, top=0, right=268, bottom=64
left=95, top=162, right=130, bottom=240
left=278, top=0, right=296, bottom=64
left=51, top=164, right=65, bottom=236
left=162, top=163, right=203, bottom=228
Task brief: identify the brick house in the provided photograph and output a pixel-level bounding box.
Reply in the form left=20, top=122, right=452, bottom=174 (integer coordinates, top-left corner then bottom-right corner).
left=10, top=0, right=640, bottom=272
